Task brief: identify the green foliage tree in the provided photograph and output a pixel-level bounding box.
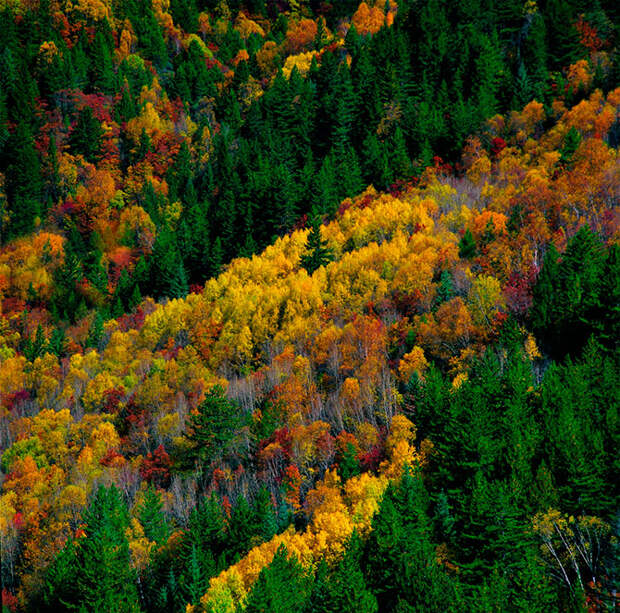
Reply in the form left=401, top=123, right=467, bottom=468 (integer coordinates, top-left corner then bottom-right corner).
left=458, top=228, right=477, bottom=259
left=70, top=106, right=103, bottom=163
left=43, top=485, right=140, bottom=612
left=138, top=486, right=169, bottom=544
left=245, top=545, right=311, bottom=613
left=183, top=385, right=247, bottom=471
left=300, top=217, right=333, bottom=274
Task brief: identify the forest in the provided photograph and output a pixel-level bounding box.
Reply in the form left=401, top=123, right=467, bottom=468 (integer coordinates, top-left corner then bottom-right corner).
left=0, top=0, right=619, bottom=611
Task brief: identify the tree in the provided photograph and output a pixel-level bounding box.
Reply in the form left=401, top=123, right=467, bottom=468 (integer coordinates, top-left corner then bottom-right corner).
left=531, top=228, right=607, bottom=357
left=70, top=106, right=103, bottom=163
left=325, top=531, right=378, bottom=613
left=245, top=545, right=311, bottom=613
left=458, top=228, right=477, bottom=259
left=183, top=385, right=247, bottom=471
left=4, top=121, right=42, bottom=237
left=300, top=217, right=333, bottom=274
left=43, top=485, right=140, bottom=612
left=76, top=485, right=140, bottom=612
left=138, top=486, right=169, bottom=544
left=365, top=468, right=462, bottom=612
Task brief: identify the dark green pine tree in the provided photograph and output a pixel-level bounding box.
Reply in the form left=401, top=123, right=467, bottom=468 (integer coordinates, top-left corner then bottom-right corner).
left=41, top=539, right=79, bottom=610
left=70, top=106, right=103, bottom=163
left=86, top=311, right=105, bottom=350
left=458, top=228, right=477, bottom=259
left=4, top=121, right=42, bottom=238
left=170, top=0, right=198, bottom=32
left=71, top=485, right=140, bottom=612
left=245, top=545, right=311, bottom=613
left=187, top=492, right=228, bottom=562
left=337, top=146, right=364, bottom=201
left=364, top=469, right=461, bottom=612
left=435, top=270, right=454, bottom=306
left=544, top=0, right=583, bottom=70
left=312, top=155, right=339, bottom=216
left=252, top=486, right=278, bottom=542
left=227, top=495, right=256, bottom=556
left=48, top=327, right=66, bottom=358
left=559, top=126, right=582, bottom=167
left=89, top=28, right=115, bottom=94
left=305, top=558, right=332, bottom=613
left=50, top=250, right=84, bottom=323
left=325, top=531, right=378, bottom=613
left=183, top=385, right=246, bottom=471
left=362, top=132, right=389, bottom=189
left=138, top=486, right=169, bottom=544
left=338, top=442, right=361, bottom=482
left=389, top=127, right=412, bottom=180
left=530, top=241, right=560, bottom=336
left=23, top=324, right=47, bottom=362
left=331, top=66, right=357, bottom=157
left=181, top=543, right=207, bottom=607
left=148, top=226, right=188, bottom=299
left=300, top=216, right=333, bottom=274
left=522, top=8, right=548, bottom=101
left=596, top=243, right=620, bottom=348
left=532, top=227, right=607, bottom=357
left=116, top=81, right=137, bottom=123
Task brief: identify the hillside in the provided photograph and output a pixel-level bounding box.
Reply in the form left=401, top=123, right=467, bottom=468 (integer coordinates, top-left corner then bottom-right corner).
left=2, top=85, right=619, bottom=611
left=1, top=1, right=620, bottom=612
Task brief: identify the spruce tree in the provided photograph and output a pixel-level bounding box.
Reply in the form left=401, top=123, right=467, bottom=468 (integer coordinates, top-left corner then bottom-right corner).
left=70, top=106, right=103, bottom=163
left=458, top=229, right=477, bottom=259
left=73, top=485, right=140, bottom=612
left=138, top=486, right=169, bottom=544
left=184, top=385, right=246, bottom=471
left=245, top=545, right=311, bottom=613
left=300, top=216, right=333, bottom=274
left=326, top=532, right=378, bottom=613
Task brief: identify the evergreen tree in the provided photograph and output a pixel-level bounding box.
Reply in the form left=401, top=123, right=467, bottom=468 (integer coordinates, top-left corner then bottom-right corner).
left=4, top=121, right=42, bottom=237
left=45, top=485, right=141, bottom=612
left=326, top=532, right=378, bottom=613
left=458, top=228, right=477, bottom=259
left=245, top=545, right=311, bottom=613
left=183, top=385, right=246, bottom=470
left=70, top=106, right=103, bottom=163
left=364, top=468, right=461, bottom=612
left=86, top=311, right=105, bottom=349
left=300, top=216, right=333, bottom=274
left=138, top=486, right=169, bottom=544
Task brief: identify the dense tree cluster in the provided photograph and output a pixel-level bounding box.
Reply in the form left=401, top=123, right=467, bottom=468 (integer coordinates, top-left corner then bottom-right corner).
left=0, top=1, right=619, bottom=612
left=0, top=0, right=618, bottom=325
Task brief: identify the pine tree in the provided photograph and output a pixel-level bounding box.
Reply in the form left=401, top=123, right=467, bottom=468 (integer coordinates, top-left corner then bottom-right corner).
left=365, top=469, right=461, bottom=612
left=253, top=486, right=278, bottom=542
left=458, top=229, right=477, bottom=259
left=560, top=126, right=582, bottom=167
left=74, top=485, right=140, bottom=612
left=338, top=442, right=361, bottom=481
left=42, top=539, right=79, bottom=610
left=5, top=121, right=42, bottom=237
left=89, top=28, right=115, bottom=94
left=326, top=531, right=378, bottom=613
left=181, top=543, right=207, bottom=606
left=138, top=486, right=169, bottom=544
left=86, top=311, right=105, bottom=349
left=70, top=106, right=103, bottom=163
left=23, top=324, right=47, bottom=362
left=300, top=216, right=333, bottom=274
left=245, top=545, right=310, bottom=613
left=312, top=155, right=339, bottom=216
left=184, top=385, right=246, bottom=470
left=435, top=270, right=454, bottom=306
